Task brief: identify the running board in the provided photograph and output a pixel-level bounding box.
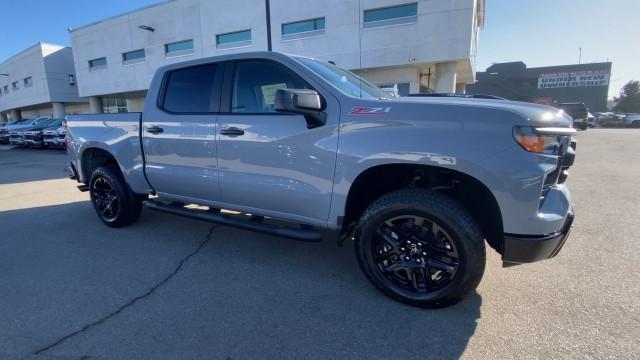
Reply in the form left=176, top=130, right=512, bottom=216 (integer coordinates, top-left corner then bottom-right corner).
left=144, top=200, right=322, bottom=242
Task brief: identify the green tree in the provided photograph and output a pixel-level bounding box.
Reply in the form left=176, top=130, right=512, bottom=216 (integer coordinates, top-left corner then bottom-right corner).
left=613, top=81, right=640, bottom=113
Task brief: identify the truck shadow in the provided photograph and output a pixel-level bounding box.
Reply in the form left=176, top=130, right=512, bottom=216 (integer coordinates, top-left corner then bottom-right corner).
left=0, top=202, right=481, bottom=359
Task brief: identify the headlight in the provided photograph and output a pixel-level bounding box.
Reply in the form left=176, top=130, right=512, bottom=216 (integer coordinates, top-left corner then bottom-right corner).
left=513, top=126, right=572, bottom=155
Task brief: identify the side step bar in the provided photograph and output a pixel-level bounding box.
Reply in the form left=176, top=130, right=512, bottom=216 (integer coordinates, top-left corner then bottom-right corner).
left=144, top=200, right=322, bottom=242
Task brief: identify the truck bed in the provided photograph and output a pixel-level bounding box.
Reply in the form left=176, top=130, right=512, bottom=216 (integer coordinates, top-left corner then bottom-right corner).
left=66, top=112, right=152, bottom=194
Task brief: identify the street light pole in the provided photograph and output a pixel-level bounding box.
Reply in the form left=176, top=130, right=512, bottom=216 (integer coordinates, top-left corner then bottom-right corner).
left=578, top=47, right=582, bottom=64
left=265, top=0, right=272, bottom=51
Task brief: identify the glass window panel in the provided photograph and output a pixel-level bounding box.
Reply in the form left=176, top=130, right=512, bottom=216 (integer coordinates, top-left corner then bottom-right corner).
left=89, top=57, right=107, bottom=68
left=163, top=64, right=217, bottom=113
left=216, top=30, right=251, bottom=45
left=364, top=3, right=417, bottom=23
left=123, top=49, right=145, bottom=62
left=231, top=61, right=310, bottom=113
left=282, top=18, right=325, bottom=35
left=165, top=40, right=194, bottom=54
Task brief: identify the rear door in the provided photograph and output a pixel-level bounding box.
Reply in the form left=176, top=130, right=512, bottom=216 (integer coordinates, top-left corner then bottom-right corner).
left=142, top=63, right=224, bottom=202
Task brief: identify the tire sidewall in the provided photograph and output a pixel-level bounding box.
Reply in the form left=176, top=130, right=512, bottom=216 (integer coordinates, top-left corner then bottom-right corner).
left=89, top=166, right=132, bottom=227
left=355, top=191, right=484, bottom=307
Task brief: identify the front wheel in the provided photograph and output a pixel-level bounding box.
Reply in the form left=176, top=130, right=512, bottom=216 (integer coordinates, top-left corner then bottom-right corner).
left=355, top=189, right=486, bottom=308
left=89, top=166, right=143, bottom=227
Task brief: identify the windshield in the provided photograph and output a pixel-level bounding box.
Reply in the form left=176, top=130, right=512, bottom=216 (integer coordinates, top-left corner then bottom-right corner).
left=33, top=118, right=53, bottom=126
left=48, top=119, right=63, bottom=127
left=295, top=57, right=390, bottom=100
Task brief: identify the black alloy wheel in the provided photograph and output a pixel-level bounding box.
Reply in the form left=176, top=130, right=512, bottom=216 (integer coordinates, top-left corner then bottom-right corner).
left=89, top=166, right=143, bottom=227
left=91, top=176, right=120, bottom=222
left=373, top=215, right=459, bottom=293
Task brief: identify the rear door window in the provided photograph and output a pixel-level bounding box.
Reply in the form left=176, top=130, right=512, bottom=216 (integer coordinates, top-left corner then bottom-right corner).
left=162, top=64, right=218, bottom=113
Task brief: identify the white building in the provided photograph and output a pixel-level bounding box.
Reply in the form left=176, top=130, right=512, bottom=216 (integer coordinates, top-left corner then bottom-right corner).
left=0, top=43, right=88, bottom=122
left=70, top=0, right=484, bottom=113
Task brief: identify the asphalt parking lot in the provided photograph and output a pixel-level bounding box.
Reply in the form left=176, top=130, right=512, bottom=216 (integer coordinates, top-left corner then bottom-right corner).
left=0, top=129, right=639, bottom=359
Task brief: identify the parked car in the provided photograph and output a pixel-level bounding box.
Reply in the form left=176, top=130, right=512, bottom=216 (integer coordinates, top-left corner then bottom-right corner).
left=9, top=118, right=57, bottom=146
left=1, top=118, right=40, bottom=143
left=624, top=113, right=640, bottom=127
left=66, top=52, right=576, bottom=308
left=4, top=117, right=51, bottom=144
left=595, top=112, right=626, bottom=127
left=42, top=121, right=67, bottom=148
left=587, top=112, right=596, bottom=128
left=22, top=119, right=64, bottom=147
left=557, top=102, right=589, bottom=130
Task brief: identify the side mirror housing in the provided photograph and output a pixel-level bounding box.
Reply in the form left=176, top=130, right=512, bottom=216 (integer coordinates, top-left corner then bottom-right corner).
left=275, top=89, right=327, bottom=128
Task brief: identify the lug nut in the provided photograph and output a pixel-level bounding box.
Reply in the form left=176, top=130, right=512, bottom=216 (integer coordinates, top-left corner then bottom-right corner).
left=422, top=252, right=427, bottom=256
left=405, top=256, right=411, bottom=261
left=400, top=247, right=405, bottom=251
left=416, top=259, right=421, bottom=263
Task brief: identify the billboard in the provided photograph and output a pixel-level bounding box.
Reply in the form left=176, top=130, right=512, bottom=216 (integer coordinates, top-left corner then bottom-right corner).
left=538, top=70, right=610, bottom=89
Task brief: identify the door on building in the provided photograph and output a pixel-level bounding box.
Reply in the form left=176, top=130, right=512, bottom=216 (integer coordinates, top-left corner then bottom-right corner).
left=142, top=63, right=224, bottom=202
left=215, top=59, right=340, bottom=222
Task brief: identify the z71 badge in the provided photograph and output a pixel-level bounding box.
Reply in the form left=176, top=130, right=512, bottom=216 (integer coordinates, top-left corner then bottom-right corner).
left=349, top=107, right=391, bottom=115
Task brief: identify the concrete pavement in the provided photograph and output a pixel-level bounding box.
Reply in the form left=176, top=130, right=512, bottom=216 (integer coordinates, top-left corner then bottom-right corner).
left=0, top=130, right=638, bottom=359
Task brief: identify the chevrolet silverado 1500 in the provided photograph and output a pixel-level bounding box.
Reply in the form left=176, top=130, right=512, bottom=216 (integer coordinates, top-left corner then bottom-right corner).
left=66, top=52, right=576, bottom=307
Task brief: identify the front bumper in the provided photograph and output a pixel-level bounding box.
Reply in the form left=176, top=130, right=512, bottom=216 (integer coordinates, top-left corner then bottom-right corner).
left=24, top=138, right=43, bottom=146
left=502, top=209, right=574, bottom=266
left=43, top=136, right=66, bottom=147
left=9, top=136, right=24, bottom=145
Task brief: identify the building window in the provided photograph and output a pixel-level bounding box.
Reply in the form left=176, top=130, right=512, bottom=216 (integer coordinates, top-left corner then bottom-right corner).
left=23, top=77, right=33, bottom=87
left=162, top=64, right=218, bottom=113
left=101, top=96, right=128, bottom=113
left=216, top=30, right=252, bottom=48
left=3, top=85, right=8, bottom=94
left=363, top=3, right=418, bottom=28
left=89, top=57, right=107, bottom=70
left=12, top=81, right=19, bottom=90
left=122, top=49, right=146, bottom=64
left=378, top=82, right=411, bottom=97
left=282, top=18, right=325, bottom=38
left=165, top=40, right=194, bottom=56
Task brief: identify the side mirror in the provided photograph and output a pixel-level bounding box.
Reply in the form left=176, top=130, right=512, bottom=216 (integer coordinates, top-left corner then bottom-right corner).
left=275, top=89, right=327, bottom=128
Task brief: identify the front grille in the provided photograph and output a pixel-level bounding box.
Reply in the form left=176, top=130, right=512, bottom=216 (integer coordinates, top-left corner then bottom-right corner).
left=540, top=137, right=576, bottom=202
left=24, top=134, right=42, bottom=141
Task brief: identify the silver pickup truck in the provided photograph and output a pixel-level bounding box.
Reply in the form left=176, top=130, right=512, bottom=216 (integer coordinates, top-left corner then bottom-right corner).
left=66, top=51, right=576, bottom=308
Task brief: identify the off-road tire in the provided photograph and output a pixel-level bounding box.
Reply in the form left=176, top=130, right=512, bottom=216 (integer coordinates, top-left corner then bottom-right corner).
left=355, top=189, right=486, bottom=308
left=89, top=166, right=143, bottom=228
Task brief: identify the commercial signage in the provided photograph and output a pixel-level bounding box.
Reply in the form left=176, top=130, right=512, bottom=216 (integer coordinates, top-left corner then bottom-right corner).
left=538, top=70, right=610, bottom=89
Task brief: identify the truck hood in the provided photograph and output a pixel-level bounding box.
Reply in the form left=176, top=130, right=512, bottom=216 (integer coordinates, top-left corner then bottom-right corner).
left=393, top=96, right=573, bottom=128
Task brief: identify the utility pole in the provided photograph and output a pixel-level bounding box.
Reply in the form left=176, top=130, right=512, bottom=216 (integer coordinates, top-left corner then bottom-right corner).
left=265, top=0, right=272, bottom=51
left=578, top=47, right=582, bottom=64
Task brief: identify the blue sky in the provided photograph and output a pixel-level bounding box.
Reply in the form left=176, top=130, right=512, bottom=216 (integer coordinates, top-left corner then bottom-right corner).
left=2, top=0, right=637, bottom=99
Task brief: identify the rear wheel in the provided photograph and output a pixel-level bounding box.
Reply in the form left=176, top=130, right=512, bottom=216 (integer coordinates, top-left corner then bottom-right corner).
left=89, top=166, right=143, bottom=227
left=355, top=189, right=485, bottom=308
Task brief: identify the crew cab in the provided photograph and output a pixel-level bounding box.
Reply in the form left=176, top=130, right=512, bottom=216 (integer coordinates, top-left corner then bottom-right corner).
left=66, top=52, right=576, bottom=307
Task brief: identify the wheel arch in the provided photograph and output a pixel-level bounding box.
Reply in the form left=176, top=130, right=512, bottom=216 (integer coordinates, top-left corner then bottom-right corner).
left=342, top=163, right=504, bottom=252
left=80, top=147, right=123, bottom=183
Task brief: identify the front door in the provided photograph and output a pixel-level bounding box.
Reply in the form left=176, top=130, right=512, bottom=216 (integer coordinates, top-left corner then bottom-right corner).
left=142, top=63, right=223, bottom=202
left=216, top=60, right=339, bottom=222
